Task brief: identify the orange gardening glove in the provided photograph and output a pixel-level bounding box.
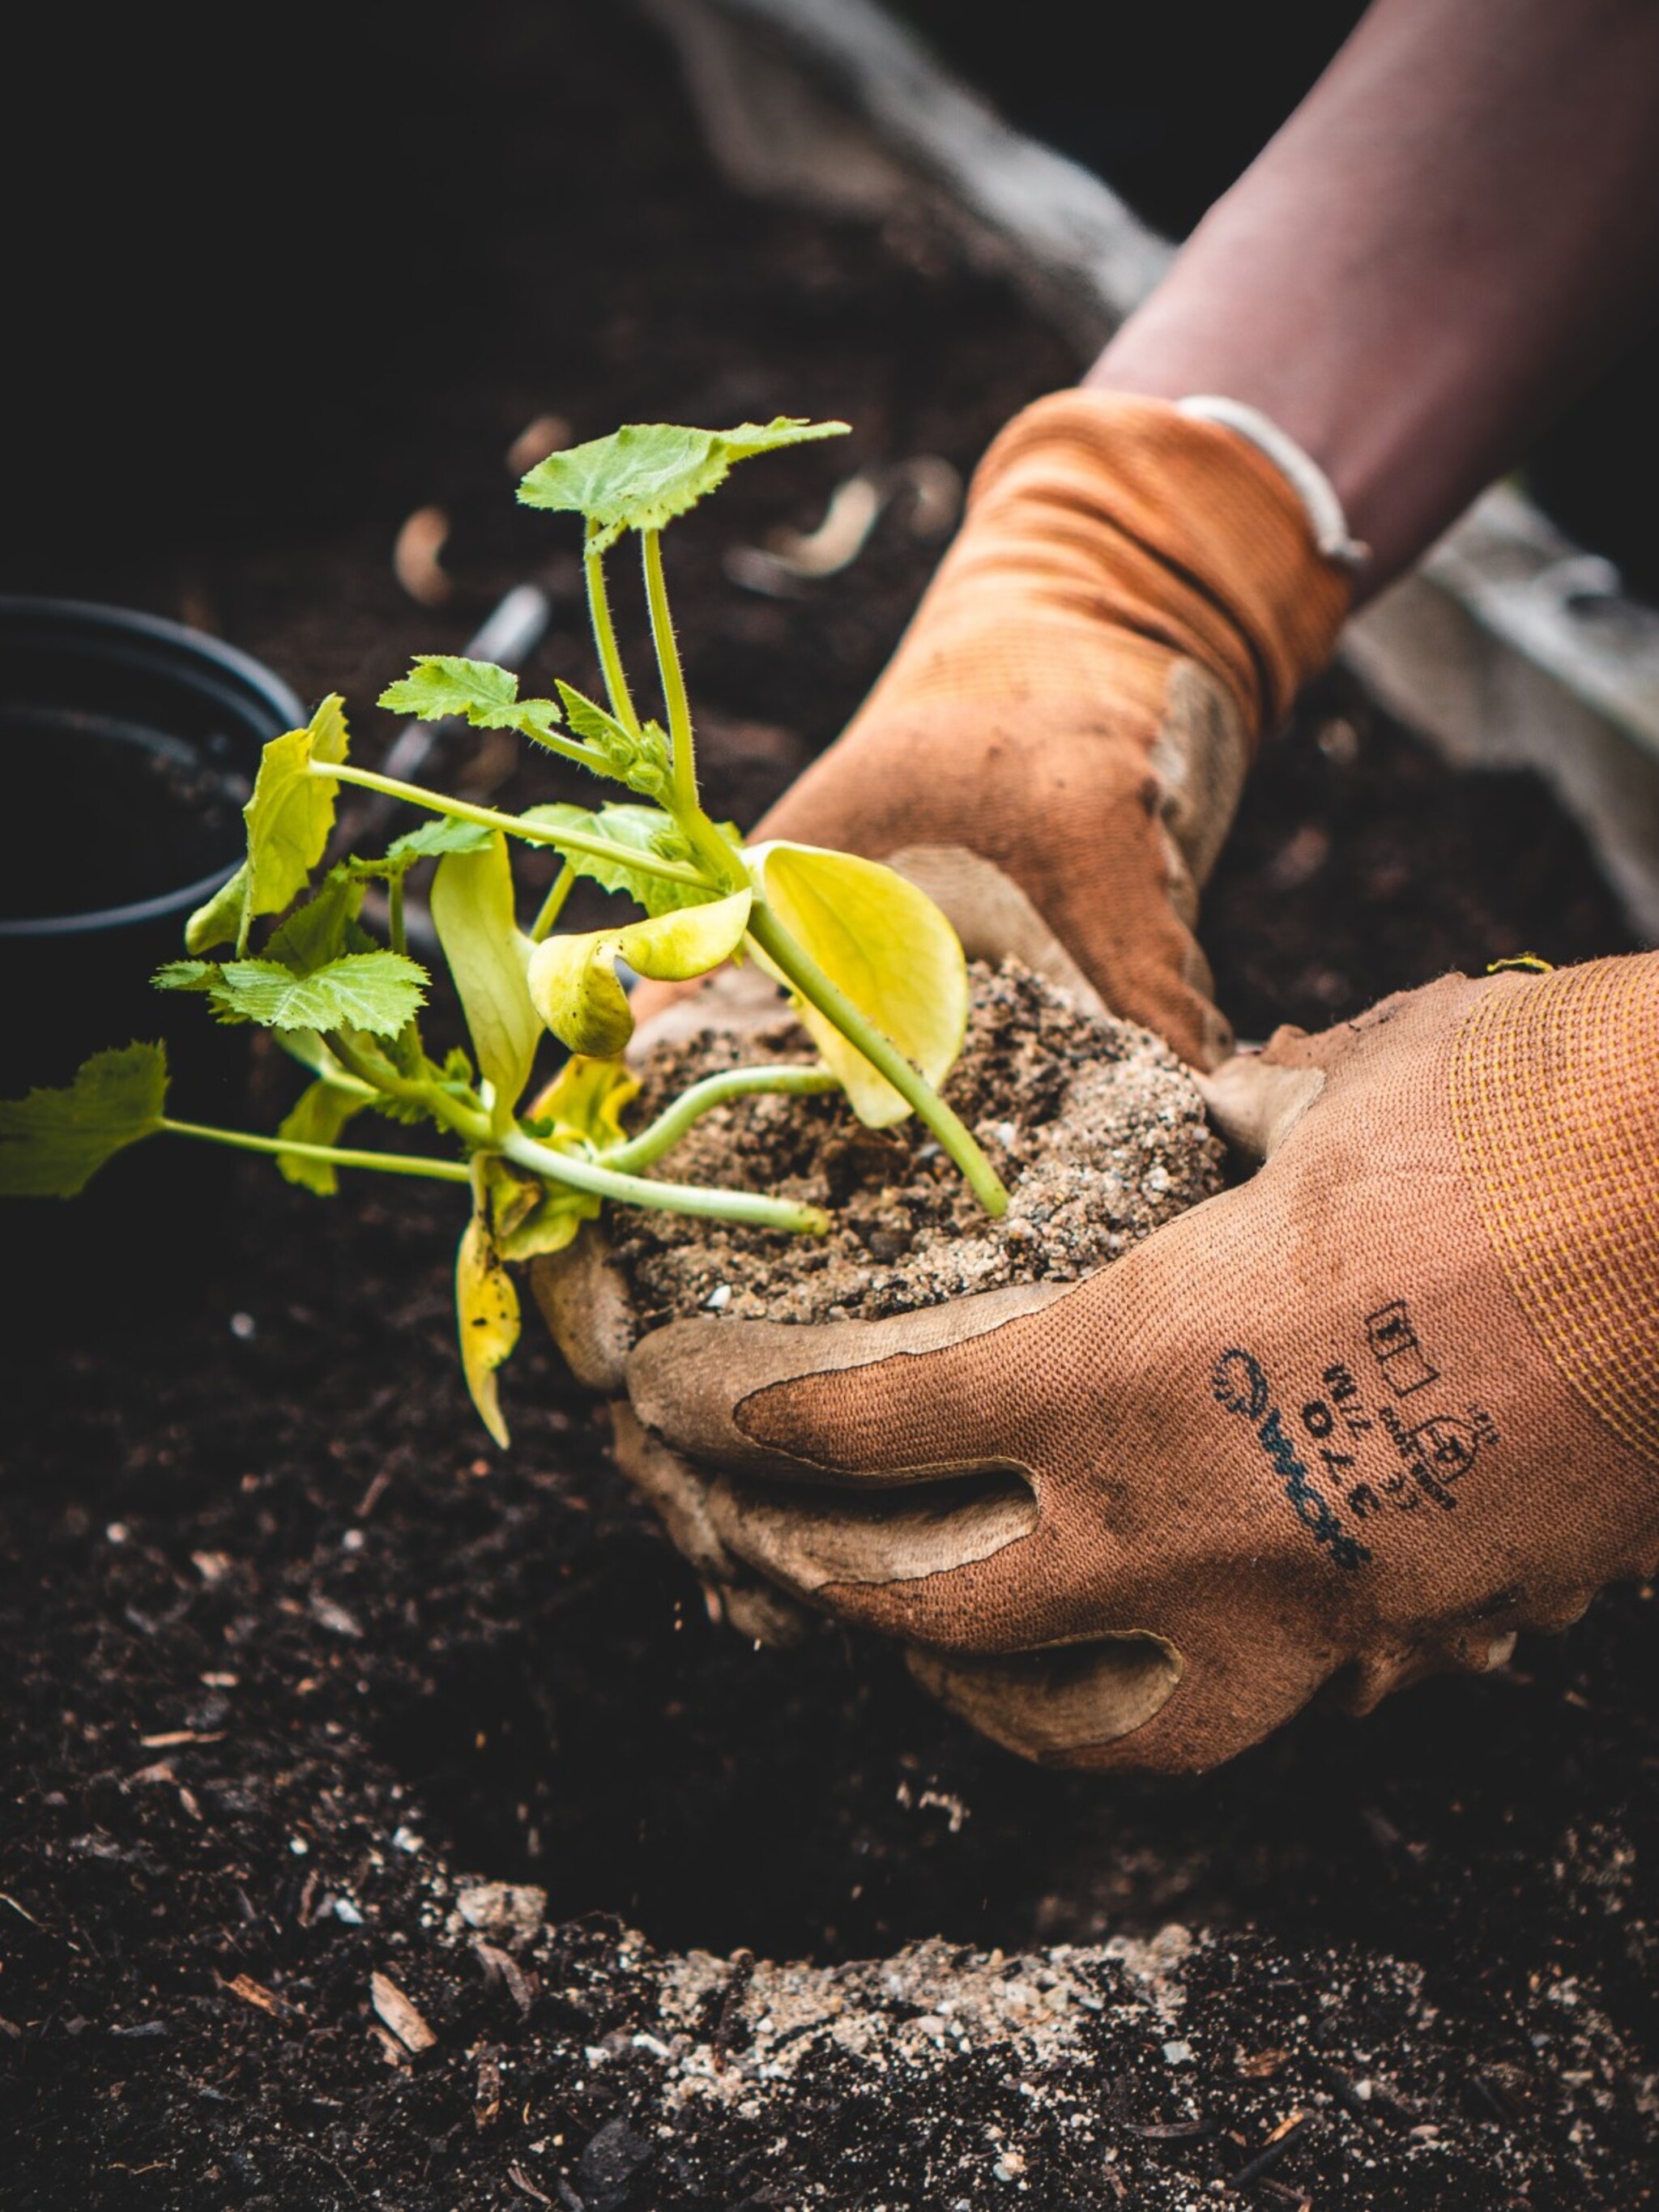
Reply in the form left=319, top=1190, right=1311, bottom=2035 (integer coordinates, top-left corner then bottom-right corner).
left=624, top=957, right=1659, bottom=1771
left=754, top=389, right=1350, bottom=1069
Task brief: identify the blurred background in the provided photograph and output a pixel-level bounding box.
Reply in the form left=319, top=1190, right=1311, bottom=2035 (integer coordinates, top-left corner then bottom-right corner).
left=7, top=0, right=1654, bottom=588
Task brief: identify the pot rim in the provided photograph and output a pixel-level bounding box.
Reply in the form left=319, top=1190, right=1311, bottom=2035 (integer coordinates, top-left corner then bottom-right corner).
left=0, top=595, right=305, bottom=939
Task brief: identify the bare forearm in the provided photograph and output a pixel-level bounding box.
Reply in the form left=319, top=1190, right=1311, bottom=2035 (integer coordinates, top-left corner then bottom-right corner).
left=1089, top=0, right=1659, bottom=593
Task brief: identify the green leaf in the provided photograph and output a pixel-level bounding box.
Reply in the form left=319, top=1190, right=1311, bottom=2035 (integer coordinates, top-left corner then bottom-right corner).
left=518, top=418, right=851, bottom=551
left=521, top=801, right=732, bottom=918
left=0, top=1042, right=168, bottom=1197
left=456, top=1204, right=519, bottom=1447
left=747, top=841, right=968, bottom=1127
left=428, top=833, right=540, bottom=1116
left=212, top=952, right=429, bottom=1035
left=190, top=695, right=351, bottom=955
left=275, top=1079, right=365, bottom=1196
left=263, top=868, right=364, bottom=976
left=382, top=816, right=497, bottom=866
left=552, top=684, right=671, bottom=799
left=553, top=682, right=633, bottom=755
left=152, top=957, right=254, bottom=1025
left=154, top=959, right=224, bottom=995
left=378, top=658, right=561, bottom=743
left=526, top=889, right=752, bottom=1058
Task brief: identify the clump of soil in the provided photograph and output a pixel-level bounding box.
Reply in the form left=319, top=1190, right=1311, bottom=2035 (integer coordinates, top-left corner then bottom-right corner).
left=610, top=957, right=1224, bottom=1330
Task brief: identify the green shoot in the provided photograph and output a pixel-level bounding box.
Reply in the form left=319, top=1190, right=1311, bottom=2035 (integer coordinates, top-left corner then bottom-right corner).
left=0, top=414, right=1007, bottom=1443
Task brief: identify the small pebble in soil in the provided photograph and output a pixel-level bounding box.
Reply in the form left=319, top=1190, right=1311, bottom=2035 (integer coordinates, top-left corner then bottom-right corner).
left=612, top=958, right=1226, bottom=1331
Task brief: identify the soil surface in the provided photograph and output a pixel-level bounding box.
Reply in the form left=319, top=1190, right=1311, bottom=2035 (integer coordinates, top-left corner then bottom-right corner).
left=612, top=961, right=1222, bottom=1329
left=2, top=6, right=1656, bottom=2210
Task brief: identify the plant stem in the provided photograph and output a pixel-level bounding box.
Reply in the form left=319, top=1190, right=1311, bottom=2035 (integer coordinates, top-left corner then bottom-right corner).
left=501, top=1124, right=829, bottom=1235
left=292, top=1034, right=825, bottom=1233
left=325, top=1034, right=488, bottom=1145
left=529, top=863, right=575, bottom=944
left=605, top=1063, right=838, bottom=1174
left=387, top=874, right=407, bottom=957
left=159, top=1119, right=471, bottom=1183
left=518, top=726, right=616, bottom=780
left=318, top=765, right=710, bottom=889
left=744, top=903, right=1009, bottom=1217
left=642, top=528, right=696, bottom=818
left=586, top=523, right=640, bottom=736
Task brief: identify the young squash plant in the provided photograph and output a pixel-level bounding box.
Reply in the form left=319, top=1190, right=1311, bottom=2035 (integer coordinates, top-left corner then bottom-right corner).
left=0, top=419, right=1008, bottom=1443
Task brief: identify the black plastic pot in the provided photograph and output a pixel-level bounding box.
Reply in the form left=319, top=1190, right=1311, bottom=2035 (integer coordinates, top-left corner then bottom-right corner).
left=0, top=600, right=304, bottom=1362
left=0, top=597, right=303, bottom=1088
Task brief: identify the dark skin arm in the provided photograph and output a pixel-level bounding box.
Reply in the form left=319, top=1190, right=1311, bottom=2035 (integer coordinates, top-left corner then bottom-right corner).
left=1089, top=0, right=1659, bottom=595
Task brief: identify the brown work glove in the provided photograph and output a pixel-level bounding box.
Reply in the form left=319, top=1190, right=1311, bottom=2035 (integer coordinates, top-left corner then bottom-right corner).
left=622, top=957, right=1659, bottom=1771
left=753, top=389, right=1350, bottom=1069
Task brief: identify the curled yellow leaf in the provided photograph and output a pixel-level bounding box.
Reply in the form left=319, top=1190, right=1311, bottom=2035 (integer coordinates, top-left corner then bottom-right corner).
left=526, top=889, right=752, bottom=1057
left=527, top=1055, right=641, bottom=1146
left=524, top=935, right=634, bottom=1058
left=746, top=842, right=966, bottom=1127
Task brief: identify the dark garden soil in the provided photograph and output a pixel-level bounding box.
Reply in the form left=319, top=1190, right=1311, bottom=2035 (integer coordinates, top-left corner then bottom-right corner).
left=2, top=6, right=1656, bottom=2208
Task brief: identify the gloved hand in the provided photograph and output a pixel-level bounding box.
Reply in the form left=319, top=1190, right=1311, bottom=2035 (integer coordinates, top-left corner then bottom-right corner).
left=621, top=957, right=1659, bottom=1771
left=748, top=389, right=1350, bottom=1068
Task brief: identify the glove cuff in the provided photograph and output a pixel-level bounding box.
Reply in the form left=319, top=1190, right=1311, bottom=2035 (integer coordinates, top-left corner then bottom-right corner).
left=1174, top=395, right=1370, bottom=570
left=970, top=388, right=1354, bottom=738
left=1451, top=954, right=1659, bottom=1466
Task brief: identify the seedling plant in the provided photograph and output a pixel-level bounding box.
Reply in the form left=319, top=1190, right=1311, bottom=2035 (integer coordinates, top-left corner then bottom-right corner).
left=1, top=420, right=1007, bottom=1440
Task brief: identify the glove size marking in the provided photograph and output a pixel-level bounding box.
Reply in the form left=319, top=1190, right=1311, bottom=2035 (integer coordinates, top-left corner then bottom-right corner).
left=1363, top=1299, right=1440, bottom=1396
left=1320, top=1346, right=1500, bottom=1524
left=1212, top=1349, right=1372, bottom=1573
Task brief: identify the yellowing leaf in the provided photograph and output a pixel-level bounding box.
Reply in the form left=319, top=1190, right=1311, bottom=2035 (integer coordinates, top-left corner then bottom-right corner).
left=527, top=1055, right=641, bottom=1149
left=526, top=890, right=751, bottom=1057
left=497, top=1191, right=595, bottom=1260
left=185, top=864, right=250, bottom=956
left=747, top=842, right=966, bottom=1127
left=275, top=1078, right=364, bottom=1196
left=620, top=890, right=753, bottom=980
left=429, top=835, right=540, bottom=1117
left=186, top=697, right=350, bottom=953
left=525, top=936, right=633, bottom=1059
left=484, top=1158, right=599, bottom=1262
left=456, top=1206, right=520, bottom=1448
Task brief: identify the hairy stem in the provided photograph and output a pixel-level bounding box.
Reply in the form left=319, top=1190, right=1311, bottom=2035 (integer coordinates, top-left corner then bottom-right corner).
left=529, top=862, right=575, bottom=944
left=586, top=524, right=641, bottom=737
left=318, top=765, right=710, bottom=889
left=501, top=1123, right=829, bottom=1235
left=642, top=528, right=696, bottom=818
left=518, top=725, right=616, bottom=780
left=387, top=873, right=407, bottom=957
left=744, top=904, right=1009, bottom=1217
left=604, top=1063, right=837, bottom=1174
left=159, top=1119, right=471, bottom=1183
